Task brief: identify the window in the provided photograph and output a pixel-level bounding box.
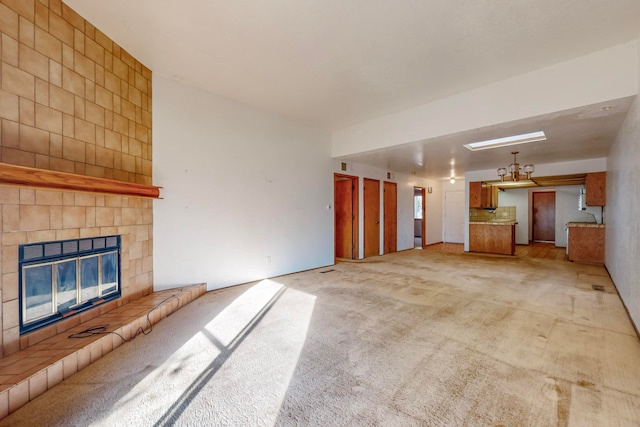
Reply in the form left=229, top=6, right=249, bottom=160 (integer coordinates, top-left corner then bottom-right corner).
left=20, top=236, right=121, bottom=334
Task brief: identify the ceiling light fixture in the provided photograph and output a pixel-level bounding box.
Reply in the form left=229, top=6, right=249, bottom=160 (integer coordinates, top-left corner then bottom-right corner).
left=497, top=151, right=534, bottom=182
left=450, top=176, right=456, bottom=184
left=463, top=131, right=546, bottom=151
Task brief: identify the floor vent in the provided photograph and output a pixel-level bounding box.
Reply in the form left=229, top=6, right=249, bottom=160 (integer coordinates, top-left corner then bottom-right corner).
left=319, top=269, right=336, bottom=274
left=591, top=285, right=605, bottom=292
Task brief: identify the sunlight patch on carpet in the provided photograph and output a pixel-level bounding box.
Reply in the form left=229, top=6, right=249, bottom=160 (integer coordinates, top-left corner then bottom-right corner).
left=205, top=279, right=285, bottom=347
left=100, top=279, right=316, bottom=426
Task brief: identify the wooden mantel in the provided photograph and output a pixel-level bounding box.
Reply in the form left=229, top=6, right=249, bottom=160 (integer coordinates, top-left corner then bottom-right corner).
left=0, top=163, right=161, bottom=199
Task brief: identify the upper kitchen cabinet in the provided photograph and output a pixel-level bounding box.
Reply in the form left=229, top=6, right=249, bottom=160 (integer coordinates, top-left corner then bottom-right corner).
left=469, top=181, right=498, bottom=209
left=469, top=181, right=482, bottom=208
left=586, top=172, right=606, bottom=206
left=481, top=183, right=498, bottom=209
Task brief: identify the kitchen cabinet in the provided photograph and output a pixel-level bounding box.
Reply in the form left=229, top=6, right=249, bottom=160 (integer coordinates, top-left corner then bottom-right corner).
left=585, top=172, right=606, bottom=206
left=469, top=181, right=498, bottom=209
left=469, top=181, right=482, bottom=208
left=567, top=223, right=604, bottom=264
left=481, top=183, right=498, bottom=209
left=469, top=222, right=516, bottom=255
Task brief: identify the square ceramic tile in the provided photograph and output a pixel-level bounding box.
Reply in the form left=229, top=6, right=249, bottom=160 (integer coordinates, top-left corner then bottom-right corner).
left=28, top=370, right=47, bottom=400
left=62, top=353, right=77, bottom=380
left=0, top=389, right=8, bottom=419
left=46, top=360, right=63, bottom=389
left=8, top=382, right=28, bottom=413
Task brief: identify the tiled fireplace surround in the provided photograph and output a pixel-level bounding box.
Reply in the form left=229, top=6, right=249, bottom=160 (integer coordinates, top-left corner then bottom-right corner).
left=0, top=0, right=160, bottom=354
left=0, top=0, right=197, bottom=418
left=1, top=187, right=155, bottom=354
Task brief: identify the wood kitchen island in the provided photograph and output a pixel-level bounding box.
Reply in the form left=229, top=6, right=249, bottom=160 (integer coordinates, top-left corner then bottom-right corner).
left=469, top=221, right=517, bottom=255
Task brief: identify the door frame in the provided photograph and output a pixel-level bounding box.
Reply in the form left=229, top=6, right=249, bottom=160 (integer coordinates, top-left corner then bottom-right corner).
left=334, top=174, right=359, bottom=259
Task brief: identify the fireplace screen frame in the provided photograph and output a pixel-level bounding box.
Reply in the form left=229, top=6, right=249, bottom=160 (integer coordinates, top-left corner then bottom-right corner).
left=19, top=236, right=121, bottom=334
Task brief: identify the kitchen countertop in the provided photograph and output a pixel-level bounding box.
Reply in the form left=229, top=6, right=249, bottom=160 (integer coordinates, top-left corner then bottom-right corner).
left=470, top=221, right=518, bottom=225
left=566, top=222, right=605, bottom=228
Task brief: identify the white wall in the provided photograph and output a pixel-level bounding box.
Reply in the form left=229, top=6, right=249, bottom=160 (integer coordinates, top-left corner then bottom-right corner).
left=413, top=180, right=447, bottom=244
left=554, top=186, right=603, bottom=243
left=333, top=41, right=638, bottom=157
left=498, top=186, right=603, bottom=246
left=338, top=162, right=442, bottom=255
left=425, top=180, right=444, bottom=245
left=606, top=40, right=640, bottom=330
left=464, top=157, right=607, bottom=251
left=497, top=189, right=529, bottom=244
left=153, top=76, right=334, bottom=290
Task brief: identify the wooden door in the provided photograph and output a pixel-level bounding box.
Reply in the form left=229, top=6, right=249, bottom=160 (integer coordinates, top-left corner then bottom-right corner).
left=335, top=178, right=353, bottom=258
left=364, top=178, right=380, bottom=257
left=532, top=191, right=555, bottom=242
left=334, top=174, right=358, bottom=259
left=383, top=181, right=397, bottom=254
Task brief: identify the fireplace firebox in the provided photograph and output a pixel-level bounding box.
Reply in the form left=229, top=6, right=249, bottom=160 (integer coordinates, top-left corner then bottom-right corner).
left=19, top=236, right=121, bottom=334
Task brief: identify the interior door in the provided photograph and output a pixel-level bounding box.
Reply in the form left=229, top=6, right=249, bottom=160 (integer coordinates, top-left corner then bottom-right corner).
left=364, top=178, right=380, bottom=257
left=335, top=177, right=354, bottom=258
left=383, top=181, right=397, bottom=254
left=532, top=191, right=556, bottom=242
left=445, top=191, right=465, bottom=243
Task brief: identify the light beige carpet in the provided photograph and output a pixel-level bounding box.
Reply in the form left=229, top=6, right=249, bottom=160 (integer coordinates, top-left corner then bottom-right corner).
left=2, top=250, right=640, bottom=426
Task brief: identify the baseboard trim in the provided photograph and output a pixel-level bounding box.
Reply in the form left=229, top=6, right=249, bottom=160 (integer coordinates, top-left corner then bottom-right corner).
left=604, top=264, right=640, bottom=340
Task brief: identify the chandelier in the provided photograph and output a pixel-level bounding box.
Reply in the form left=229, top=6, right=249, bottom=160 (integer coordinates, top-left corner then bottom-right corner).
left=496, top=151, right=534, bottom=182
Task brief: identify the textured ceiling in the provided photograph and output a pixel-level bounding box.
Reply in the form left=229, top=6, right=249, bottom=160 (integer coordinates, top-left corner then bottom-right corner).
left=338, top=97, right=635, bottom=179
left=64, top=0, right=640, bottom=129
left=64, top=0, right=640, bottom=178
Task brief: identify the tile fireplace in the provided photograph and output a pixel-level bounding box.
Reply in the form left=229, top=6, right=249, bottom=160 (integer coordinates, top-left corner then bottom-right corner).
left=20, top=236, right=121, bottom=334
left=0, top=0, right=157, bottom=357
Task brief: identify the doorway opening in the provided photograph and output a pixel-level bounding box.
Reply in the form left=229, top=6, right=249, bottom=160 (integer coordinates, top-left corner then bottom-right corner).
left=334, top=174, right=359, bottom=260
left=414, top=187, right=426, bottom=249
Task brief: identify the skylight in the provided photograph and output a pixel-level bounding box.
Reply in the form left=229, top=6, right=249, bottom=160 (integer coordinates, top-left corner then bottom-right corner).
left=463, top=131, right=546, bottom=151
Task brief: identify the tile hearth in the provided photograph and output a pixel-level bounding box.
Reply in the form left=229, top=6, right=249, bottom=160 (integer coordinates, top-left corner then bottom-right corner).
left=0, top=283, right=206, bottom=419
